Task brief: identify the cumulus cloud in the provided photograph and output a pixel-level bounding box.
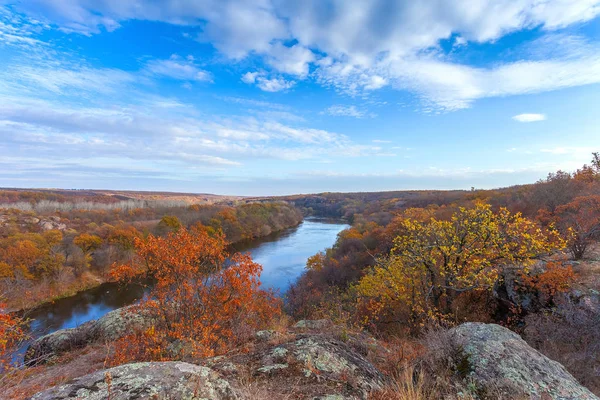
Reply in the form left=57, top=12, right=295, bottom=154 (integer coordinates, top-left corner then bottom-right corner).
left=240, top=71, right=294, bottom=91
left=7, top=1, right=600, bottom=109
left=513, top=113, right=546, bottom=122
left=265, top=43, right=315, bottom=77
left=255, top=76, right=295, bottom=92
left=241, top=71, right=259, bottom=84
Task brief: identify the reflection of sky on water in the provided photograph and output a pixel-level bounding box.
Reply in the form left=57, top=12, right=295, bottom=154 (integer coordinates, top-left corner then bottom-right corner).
left=248, top=220, right=348, bottom=292
left=17, top=219, right=348, bottom=363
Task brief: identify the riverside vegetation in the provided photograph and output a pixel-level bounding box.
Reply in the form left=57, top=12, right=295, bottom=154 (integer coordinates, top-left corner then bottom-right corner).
left=0, top=196, right=302, bottom=311
left=1, top=153, right=599, bottom=399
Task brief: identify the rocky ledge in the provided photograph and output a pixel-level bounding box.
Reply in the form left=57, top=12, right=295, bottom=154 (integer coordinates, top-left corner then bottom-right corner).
left=29, top=320, right=598, bottom=400
left=31, top=361, right=237, bottom=400
left=25, top=305, right=152, bottom=365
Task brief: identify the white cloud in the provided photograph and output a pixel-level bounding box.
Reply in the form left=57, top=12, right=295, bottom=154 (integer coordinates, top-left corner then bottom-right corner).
left=217, top=96, right=288, bottom=110
left=364, top=76, right=387, bottom=90
left=513, top=113, right=546, bottom=122
left=5, top=1, right=600, bottom=110
left=324, top=105, right=373, bottom=118
left=0, top=91, right=380, bottom=171
left=146, top=55, right=212, bottom=82
left=265, top=43, right=315, bottom=77
left=241, top=71, right=259, bottom=84
left=240, top=71, right=295, bottom=92
left=3, top=63, right=136, bottom=96
left=16, top=0, right=600, bottom=55
left=255, top=76, right=295, bottom=92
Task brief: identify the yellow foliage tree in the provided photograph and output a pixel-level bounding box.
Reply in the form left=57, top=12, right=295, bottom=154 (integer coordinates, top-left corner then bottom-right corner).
left=356, top=203, right=563, bottom=325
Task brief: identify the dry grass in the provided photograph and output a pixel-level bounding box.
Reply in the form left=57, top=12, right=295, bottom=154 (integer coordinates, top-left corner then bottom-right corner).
left=369, top=366, right=432, bottom=400
left=523, top=296, right=600, bottom=395
left=234, top=368, right=300, bottom=400
left=0, top=344, right=109, bottom=399
left=369, top=328, right=525, bottom=400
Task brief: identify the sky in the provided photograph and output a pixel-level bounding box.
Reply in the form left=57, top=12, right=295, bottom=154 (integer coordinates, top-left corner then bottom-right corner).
left=0, top=1, right=599, bottom=196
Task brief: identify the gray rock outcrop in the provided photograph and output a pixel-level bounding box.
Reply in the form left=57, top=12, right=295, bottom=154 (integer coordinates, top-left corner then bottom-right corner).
left=27, top=320, right=598, bottom=399
left=206, top=333, right=384, bottom=399
left=30, top=361, right=237, bottom=400
left=25, top=305, right=152, bottom=364
left=450, top=322, right=598, bottom=399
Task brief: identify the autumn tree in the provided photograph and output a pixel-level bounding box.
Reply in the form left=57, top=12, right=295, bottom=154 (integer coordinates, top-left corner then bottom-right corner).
left=356, top=203, right=563, bottom=326
left=518, top=261, right=576, bottom=309
left=73, top=233, right=102, bottom=255
left=0, top=304, right=27, bottom=373
left=555, top=195, right=600, bottom=259
left=109, top=225, right=280, bottom=364
left=107, top=226, right=141, bottom=252
left=155, top=215, right=182, bottom=236
left=592, top=152, right=600, bottom=172
left=531, top=170, right=577, bottom=212
left=73, top=233, right=102, bottom=275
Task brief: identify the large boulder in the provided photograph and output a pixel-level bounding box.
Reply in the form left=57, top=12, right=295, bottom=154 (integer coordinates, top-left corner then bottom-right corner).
left=31, top=361, right=237, bottom=400
left=25, top=305, right=152, bottom=364
left=450, top=322, right=598, bottom=399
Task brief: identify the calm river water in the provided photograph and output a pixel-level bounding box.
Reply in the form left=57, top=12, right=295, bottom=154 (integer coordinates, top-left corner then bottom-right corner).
left=25, top=218, right=348, bottom=340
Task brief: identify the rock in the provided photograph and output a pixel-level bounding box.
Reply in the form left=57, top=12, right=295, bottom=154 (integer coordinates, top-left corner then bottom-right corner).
left=495, top=263, right=544, bottom=312
left=207, top=334, right=384, bottom=399
left=450, top=322, right=599, bottom=399
left=87, top=305, right=152, bottom=341
left=25, top=305, right=152, bottom=364
left=24, top=216, right=40, bottom=224
left=38, top=218, right=67, bottom=231
left=255, top=330, right=276, bottom=341
left=31, top=361, right=237, bottom=400
left=256, top=363, right=289, bottom=374
left=291, top=337, right=383, bottom=392
left=293, top=319, right=333, bottom=330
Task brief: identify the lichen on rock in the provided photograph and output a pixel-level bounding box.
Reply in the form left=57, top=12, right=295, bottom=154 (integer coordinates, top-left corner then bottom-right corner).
left=25, top=305, right=153, bottom=365
left=450, top=322, right=599, bottom=400
left=30, top=361, right=237, bottom=400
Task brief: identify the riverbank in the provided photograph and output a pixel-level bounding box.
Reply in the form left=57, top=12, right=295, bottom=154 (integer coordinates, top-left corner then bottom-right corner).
left=7, top=273, right=105, bottom=314
left=19, top=219, right=347, bottom=349
left=10, top=219, right=305, bottom=314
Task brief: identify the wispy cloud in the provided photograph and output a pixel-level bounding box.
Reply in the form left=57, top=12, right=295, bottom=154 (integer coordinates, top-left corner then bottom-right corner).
left=324, top=105, right=375, bottom=118
left=217, top=96, right=289, bottom=111
left=512, top=113, right=547, bottom=122
left=146, top=55, right=212, bottom=82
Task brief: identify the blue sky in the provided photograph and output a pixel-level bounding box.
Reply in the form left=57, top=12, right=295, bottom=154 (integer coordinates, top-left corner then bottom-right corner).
left=0, top=1, right=599, bottom=196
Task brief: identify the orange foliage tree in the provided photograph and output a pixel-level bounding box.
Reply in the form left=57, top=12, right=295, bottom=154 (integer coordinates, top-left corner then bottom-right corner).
left=109, top=225, right=281, bottom=364
left=0, top=304, right=27, bottom=373
left=518, top=261, right=576, bottom=308
left=554, top=195, right=600, bottom=259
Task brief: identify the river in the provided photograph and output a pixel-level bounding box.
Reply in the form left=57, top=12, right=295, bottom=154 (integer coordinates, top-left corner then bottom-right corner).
left=24, top=218, right=348, bottom=342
